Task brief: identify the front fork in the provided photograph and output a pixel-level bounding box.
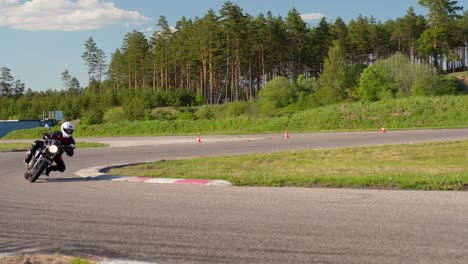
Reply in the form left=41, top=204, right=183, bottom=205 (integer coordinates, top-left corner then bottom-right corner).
left=28, top=153, right=52, bottom=173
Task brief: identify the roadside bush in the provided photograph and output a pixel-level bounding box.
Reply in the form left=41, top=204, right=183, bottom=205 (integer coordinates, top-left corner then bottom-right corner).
left=413, top=75, right=460, bottom=96
left=151, top=107, right=180, bottom=120
left=357, top=53, right=446, bottom=101
left=226, top=101, right=249, bottom=117
left=178, top=108, right=196, bottom=120
left=258, top=76, right=296, bottom=109
left=358, top=67, right=394, bottom=101
left=81, top=109, right=103, bottom=125
left=259, top=100, right=278, bottom=117
left=195, top=105, right=215, bottom=119
left=123, top=96, right=150, bottom=121
left=103, top=107, right=127, bottom=124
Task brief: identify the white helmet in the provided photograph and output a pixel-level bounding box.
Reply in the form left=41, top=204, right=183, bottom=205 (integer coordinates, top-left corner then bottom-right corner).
left=61, top=121, right=75, bottom=138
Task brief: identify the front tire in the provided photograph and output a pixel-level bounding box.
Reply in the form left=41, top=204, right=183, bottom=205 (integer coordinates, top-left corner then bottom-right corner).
left=28, top=160, right=48, bottom=183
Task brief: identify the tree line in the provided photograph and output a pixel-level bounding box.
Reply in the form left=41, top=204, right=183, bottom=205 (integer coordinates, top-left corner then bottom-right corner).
left=99, top=0, right=466, bottom=104
left=0, top=0, right=466, bottom=123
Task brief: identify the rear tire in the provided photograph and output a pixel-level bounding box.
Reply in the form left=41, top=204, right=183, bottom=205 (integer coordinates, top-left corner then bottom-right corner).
left=28, top=160, right=48, bottom=183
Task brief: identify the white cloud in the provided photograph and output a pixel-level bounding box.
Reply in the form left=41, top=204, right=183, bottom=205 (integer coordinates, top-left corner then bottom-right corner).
left=0, top=0, right=152, bottom=31
left=300, top=13, right=325, bottom=21
left=0, top=0, right=19, bottom=6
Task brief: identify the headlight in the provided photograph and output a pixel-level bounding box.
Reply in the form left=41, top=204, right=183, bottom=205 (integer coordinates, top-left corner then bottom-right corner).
left=48, top=145, right=59, bottom=154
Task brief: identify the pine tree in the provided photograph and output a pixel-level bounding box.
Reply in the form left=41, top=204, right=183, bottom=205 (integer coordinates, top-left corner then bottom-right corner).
left=82, top=37, right=99, bottom=85
left=151, top=17, right=172, bottom=91
left=61, top=69, right=71, bottom=90
left=123, top=30, right=150, bottom=91
left=319, top=40, right=349, bottom=103
left=285, top=8, right=309, bottom=81
left=417, top=0, right=463, bottom=73
left=0, top=66, right=14, bottom=98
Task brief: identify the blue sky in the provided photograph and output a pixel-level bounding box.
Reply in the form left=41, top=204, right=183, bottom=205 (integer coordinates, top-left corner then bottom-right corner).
left=0, top=0, right=465, bottom=91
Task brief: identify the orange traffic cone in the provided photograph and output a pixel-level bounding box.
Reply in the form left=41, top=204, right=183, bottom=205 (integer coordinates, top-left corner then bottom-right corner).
left=381, top=126, right=387, bottom=133
left=197, top=135, right=202, bottom=143
left=285, top=131, right=289, bottom=139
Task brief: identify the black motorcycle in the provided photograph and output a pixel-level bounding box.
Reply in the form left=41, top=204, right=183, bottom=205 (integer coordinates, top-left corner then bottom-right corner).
left=24, top=134, right=63, bottom=183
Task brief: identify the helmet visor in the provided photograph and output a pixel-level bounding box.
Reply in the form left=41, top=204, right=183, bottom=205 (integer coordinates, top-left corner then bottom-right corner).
left=64, top=128, right=74, bottom=135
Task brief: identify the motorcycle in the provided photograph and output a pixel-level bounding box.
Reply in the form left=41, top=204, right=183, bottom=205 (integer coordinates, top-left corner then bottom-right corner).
left=24, top=134, right=64, bottom=183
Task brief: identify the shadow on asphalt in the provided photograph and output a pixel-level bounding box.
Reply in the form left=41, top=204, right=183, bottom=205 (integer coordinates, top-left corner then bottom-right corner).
left=35, top=175, right=119, bottom=183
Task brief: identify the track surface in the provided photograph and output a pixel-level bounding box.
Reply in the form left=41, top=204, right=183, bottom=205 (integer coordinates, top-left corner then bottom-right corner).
left=1, top=129, right=467, bottom=263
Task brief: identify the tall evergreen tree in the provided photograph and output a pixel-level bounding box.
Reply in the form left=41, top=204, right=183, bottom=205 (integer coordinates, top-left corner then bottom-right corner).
left=108, top=49, right=125, bottom=93
left=454, top=10, right=468, bottom=70
left=220, top=1, right=247, bottom=101
left=96, top=48, right=107, bottom=93
left=61, top=69, right=71, bottom=90
left=123, top=30, right=150, bottom=91
left=310, top=17, right=331, bottom=78
left=319, top=40, right=349, bottom=103
left=13, top=79, right=25, bottom=99
left=417, top=0, right=463, bottom=73
left=0, top=66, right=14, bottom=98
left=151, top=16, right=172, bottom=91
left=330, top=17, right=350, bottom=55
left=82, top=37, right=99, bottom=85
left=285, top=8, right=309, bottom=81
left=392, top=7, right=427, bottom=63
left=348, top=15, right=372, bottom=64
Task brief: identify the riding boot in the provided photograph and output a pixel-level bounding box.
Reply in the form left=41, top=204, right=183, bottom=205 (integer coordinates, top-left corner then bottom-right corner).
left=24, top=151, right=32, bottom=164
left=44, top=167, right=51, bottom=176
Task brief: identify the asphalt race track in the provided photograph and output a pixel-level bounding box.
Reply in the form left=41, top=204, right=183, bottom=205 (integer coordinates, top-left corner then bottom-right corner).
left=1, top=129, right=467, bottom=263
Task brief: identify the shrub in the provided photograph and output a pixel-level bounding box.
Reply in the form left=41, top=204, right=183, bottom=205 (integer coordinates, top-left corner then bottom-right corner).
left=103, top=107, right=127, bottom=123
left=358, top=67, right=394, bottom=101
left=259, top=76, right=296, bottom=108
left=81, top=109, right=103, bottom=125
left=195, top=105, right=215, bottom=119
left=178, top=109, right=196, bottom=120
left=226, top=101, right=249, bottom=117
left=123, top=96, right=150, bottom=121
left=413, top=75, right=460, bottom=96
left=151, top=107, right=180, bottom=120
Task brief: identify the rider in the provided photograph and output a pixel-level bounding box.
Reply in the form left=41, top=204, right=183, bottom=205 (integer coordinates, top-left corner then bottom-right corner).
left=24, top=121, right=76, bottom=176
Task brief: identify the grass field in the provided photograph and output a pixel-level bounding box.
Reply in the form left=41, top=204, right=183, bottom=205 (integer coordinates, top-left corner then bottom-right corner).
left=3, top=95, right=468, bottom=139
left=3, top=95, right=467, bottom=190
left=109, top=140, right=468, bottom=190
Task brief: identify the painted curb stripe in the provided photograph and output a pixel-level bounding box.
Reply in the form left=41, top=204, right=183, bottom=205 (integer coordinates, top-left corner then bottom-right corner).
left=75, top=164, right=232, bottom=186
left=174, top=179, right=211, bottom=184
left=144, top=178, right=179, bottom=184
left=123, top=176, right=151, bottom=182
left=107, top=176, right=231, bottom=186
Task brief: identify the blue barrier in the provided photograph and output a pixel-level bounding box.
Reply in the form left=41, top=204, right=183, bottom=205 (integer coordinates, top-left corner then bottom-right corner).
left=0, top=120, right=55, bottom=138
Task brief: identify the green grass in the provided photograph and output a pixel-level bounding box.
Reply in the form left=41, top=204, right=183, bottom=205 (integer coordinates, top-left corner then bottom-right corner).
left=0, top=142, right=107, bottom=152
left=109, top=140, right=468, bottom=190
left=3, top=95, right=468, bottom=139
left=70, top=257, right=95, bottom=264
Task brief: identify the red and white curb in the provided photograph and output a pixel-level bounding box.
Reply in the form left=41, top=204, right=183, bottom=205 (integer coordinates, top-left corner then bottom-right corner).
left=75, top=164, right=232, bottom=186
left=0, top=253, right=159, bottom=264
left=96, top=259, right=158, bottom=264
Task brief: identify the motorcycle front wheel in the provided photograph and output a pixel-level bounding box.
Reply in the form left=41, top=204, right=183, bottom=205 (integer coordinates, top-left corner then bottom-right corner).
left=28, top=160, right=48, bottom=183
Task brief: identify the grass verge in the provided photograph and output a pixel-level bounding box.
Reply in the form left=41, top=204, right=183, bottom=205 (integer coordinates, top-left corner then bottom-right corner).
left=3, top=95, right=468, bottom=139
left=0, top=254, right=95, bottom=264
left=109, top=140, right=468, bottom=190
left=0, top=142, right=107, bottom=152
